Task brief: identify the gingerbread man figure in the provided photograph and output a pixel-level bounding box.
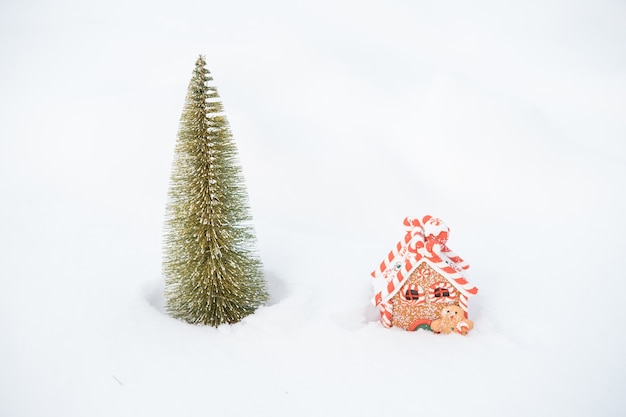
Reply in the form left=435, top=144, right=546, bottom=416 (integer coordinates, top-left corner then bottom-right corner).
left=430, top=305, right=474, bottom=335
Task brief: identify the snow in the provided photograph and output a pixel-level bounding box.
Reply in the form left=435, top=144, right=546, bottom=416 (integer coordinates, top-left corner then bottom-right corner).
left=1, top=0, right=625, bottom=416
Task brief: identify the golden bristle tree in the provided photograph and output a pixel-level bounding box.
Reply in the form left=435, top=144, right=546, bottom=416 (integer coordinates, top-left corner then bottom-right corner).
left=163, top=55, right=268, bottom=326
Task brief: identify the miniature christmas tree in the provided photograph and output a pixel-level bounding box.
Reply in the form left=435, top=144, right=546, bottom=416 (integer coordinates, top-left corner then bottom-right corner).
left=163, top=55, right=268, bottom=326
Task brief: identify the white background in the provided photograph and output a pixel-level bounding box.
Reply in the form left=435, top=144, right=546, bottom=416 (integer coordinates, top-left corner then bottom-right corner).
left=1, top=1, right=625, bottom=416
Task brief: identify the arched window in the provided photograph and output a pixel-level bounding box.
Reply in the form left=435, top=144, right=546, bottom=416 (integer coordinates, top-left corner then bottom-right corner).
left=399, top=284, right=425, bottom=305
left=433, top=287, right=450, bottom=297
left=428, top=282, right=457, bottom=303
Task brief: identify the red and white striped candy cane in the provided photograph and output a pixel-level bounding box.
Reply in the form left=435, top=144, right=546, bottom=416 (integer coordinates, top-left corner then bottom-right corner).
left=458, top=294, right=470, bottom=318
left=456, top=320, right=471, bottom=335
left=428, top=253, right=478, bottom=302
left=441, top=244, right=469, bottom=270
left=372, top=256, right=420, bottom=306
left=379, top=301, right=393, bottom=328
left=371, top=217, right=424, bottom=278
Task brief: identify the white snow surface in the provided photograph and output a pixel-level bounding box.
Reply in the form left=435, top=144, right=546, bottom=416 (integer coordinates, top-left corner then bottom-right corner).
left=1, top=1, right=625, bottom=416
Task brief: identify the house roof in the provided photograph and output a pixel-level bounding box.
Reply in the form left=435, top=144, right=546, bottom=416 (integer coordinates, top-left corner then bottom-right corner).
left=371, top=216, right=478, bottom=306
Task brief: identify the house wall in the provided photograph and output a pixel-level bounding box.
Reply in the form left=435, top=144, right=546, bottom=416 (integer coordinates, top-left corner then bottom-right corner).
left=391, top=262, right=460, bottom=330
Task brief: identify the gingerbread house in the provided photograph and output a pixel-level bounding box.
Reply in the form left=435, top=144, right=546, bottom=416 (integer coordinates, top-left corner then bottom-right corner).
left=371, top=216, right=478, bottom=335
